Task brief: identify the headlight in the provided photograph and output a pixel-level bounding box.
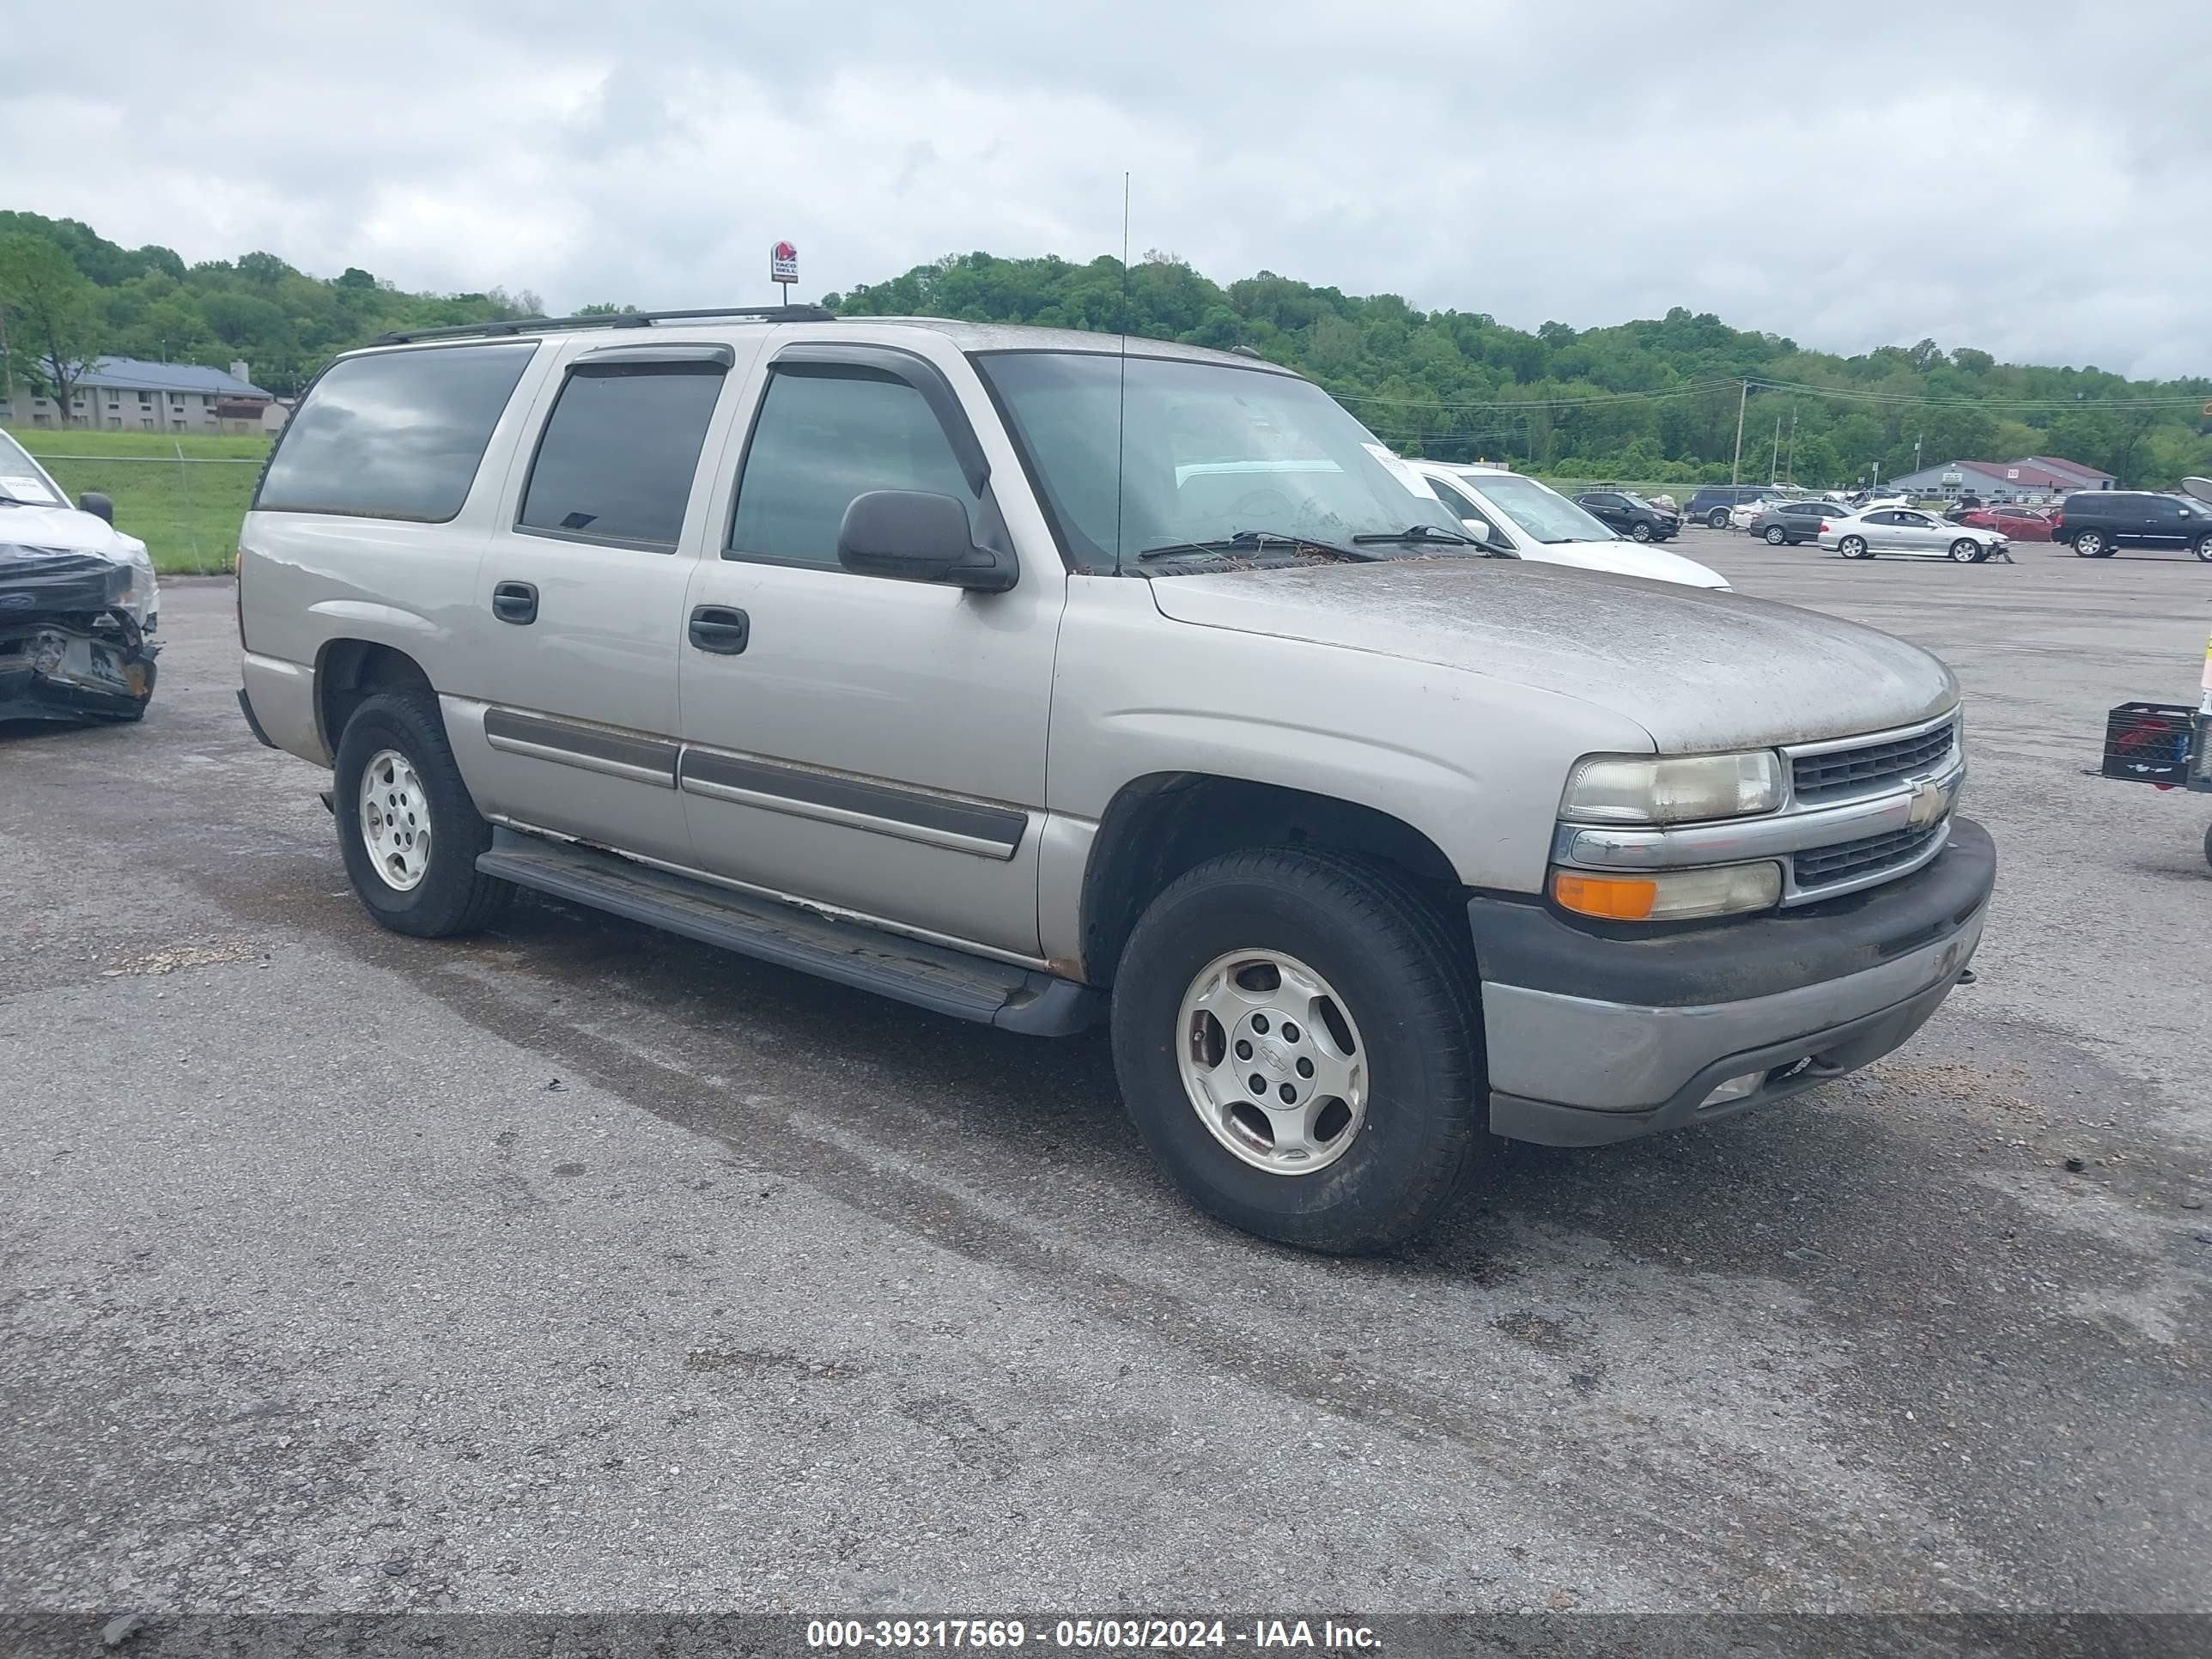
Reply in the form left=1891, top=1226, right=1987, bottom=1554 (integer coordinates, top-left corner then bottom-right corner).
left=1552, top=861, right=1783, bottom=921
left=1560, top=750, right=1784, bottom=824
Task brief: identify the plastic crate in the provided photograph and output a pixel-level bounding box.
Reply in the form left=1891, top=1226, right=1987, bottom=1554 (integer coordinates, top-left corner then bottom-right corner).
left=2101, top=702, right=2197, bottom=784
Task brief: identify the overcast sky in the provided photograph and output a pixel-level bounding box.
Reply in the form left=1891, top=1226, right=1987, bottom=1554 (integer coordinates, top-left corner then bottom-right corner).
left=9, top=2, right=2209, bottom=378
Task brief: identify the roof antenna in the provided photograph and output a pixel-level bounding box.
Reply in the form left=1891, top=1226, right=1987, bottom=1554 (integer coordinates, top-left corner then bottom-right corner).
left=1113, top=171, right=1130, bottom=577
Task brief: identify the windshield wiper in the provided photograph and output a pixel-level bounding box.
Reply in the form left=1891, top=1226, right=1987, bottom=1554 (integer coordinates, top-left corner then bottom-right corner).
left=1135, top=530, right=1379, bottom=563
left=1349, top=523, right=1474, bottom=546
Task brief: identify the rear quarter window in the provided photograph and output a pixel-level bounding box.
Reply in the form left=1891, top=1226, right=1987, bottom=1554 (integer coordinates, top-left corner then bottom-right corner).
left=256, top=342, right=537, bottom=521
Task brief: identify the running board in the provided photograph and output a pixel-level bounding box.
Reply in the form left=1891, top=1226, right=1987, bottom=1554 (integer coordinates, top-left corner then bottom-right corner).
left=476, top=829, right=1102, bottom=1036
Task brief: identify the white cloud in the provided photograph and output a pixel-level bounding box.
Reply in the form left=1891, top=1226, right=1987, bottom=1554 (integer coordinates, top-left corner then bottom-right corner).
left=6, top=0, right=2209, bottom=374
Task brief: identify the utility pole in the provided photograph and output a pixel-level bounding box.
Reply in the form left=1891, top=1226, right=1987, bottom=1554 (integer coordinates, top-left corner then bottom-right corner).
left=1785, top=406, right=1798, bottom=483
left=1914, top=434, right=1923, bottom=475
left=1729, top=379, right=1748, bottom=485
left=1769, top=414, right=1781, bottom=484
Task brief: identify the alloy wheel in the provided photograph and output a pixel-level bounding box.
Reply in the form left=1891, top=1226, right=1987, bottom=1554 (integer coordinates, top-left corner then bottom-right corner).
left=1176, top=949, right=1368, bottom=1177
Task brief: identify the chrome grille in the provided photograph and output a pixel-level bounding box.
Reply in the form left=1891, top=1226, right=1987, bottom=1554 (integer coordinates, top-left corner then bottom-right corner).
left=1792, top=821, right=1945, bottom=890
left=1791, top=720, right=1956, bottom=803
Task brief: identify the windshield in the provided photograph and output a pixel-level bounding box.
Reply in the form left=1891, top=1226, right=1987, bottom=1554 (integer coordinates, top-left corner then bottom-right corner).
left=1460, top=472, right=1617, bottom=544
left=975, top=351, right=1467, bottom=571
left=0, top=431, right=67, bottom=506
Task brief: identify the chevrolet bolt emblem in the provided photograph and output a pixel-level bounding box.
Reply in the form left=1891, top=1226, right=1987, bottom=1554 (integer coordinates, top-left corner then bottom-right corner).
left=1906, top=776, right=1948, bottom=829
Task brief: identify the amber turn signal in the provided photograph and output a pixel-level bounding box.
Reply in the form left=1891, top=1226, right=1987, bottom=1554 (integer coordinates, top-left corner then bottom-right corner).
left=1551, top=872, right=1660, bottom=920
left=1550, top=861, right=1784, bottom=922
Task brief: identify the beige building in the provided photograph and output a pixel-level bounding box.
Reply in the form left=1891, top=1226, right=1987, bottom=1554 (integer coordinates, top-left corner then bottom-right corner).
left=4, top=356, right=273, bottom=434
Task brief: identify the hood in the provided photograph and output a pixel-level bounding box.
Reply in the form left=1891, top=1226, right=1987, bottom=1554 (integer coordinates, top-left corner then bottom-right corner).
left=1145, top=558, right=1956, bottom=751
left=0, top=504, right=158, bottom=627
left=1515, top=539, right=1729, bottom=590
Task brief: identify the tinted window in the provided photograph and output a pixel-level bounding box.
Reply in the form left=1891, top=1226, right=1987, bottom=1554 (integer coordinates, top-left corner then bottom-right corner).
left=1424, top=476, right=1484, bottom=520
left=730, top=368, right=975, bottom=566
left=519, top=365, right=726, bottom=550
left=258, top=343, right=535, bottom=521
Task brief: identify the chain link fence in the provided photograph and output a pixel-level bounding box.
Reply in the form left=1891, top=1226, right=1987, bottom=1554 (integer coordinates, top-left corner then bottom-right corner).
left=18, top=442, right=266, bottom=577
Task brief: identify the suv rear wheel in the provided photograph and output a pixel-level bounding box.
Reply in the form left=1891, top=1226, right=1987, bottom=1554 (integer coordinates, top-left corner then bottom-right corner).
left=333, top=690, right=513, bottom=937
left=1707, top=507, right=1730, bottom=529
left=2073, top=529, right=2110, bottom=558
left=1109, top=848, right=1484, bottom=1254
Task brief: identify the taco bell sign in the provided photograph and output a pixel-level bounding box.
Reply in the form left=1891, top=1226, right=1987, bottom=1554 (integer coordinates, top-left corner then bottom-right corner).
left=770, top=240, right=799, bottom=292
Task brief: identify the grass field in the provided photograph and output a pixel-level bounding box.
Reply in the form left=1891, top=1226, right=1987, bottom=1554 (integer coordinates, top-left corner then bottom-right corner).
left=7, top=427, right=270, bottom=575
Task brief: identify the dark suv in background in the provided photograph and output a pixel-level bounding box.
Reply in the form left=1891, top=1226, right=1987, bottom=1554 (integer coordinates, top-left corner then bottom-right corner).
left=1573, top=490, right=1680, bottom=542
left=1747, top=500, right=1834, bottom=545
left=1684, top=484, right=1774, bottom=529
left=2052, top=491, right=2212, bottom=561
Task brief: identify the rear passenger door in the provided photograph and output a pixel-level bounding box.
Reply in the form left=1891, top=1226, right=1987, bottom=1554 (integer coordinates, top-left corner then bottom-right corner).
left=459, top=340, right=750, bottom=867
left=675, top=338, right=1063, bottom=958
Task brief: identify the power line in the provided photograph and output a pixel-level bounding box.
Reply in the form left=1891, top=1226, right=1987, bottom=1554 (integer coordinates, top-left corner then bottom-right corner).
left=1334, top=380, right=1739, bottom=410
left=1334, top=374, right=2212, bottom=414
left=1747, top=377, right=2209, bottom=410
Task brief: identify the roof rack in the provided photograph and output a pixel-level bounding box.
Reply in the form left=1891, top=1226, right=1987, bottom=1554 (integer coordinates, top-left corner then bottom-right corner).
left=370, top=303, right=836, bottom=346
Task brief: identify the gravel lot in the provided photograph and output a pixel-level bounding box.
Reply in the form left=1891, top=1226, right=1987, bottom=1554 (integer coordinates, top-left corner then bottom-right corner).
left=3, top=531, right=2207, bottom=1624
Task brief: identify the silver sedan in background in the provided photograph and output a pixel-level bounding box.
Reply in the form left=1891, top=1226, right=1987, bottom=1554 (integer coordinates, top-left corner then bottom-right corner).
left=1819, top=506, right=2010, bottom=563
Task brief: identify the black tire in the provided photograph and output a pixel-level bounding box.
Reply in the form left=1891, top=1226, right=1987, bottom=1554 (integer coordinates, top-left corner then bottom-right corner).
left=1838, top=535, right=1869, bottom=560
left=1708, top=508, right=1730, bottom=529
left=332, top=690, right=513, bottom=938
left=1109, top=848, right=1485, bottom=1255
left=2193, top=535, right=2212, bottom=563
left=2203, top=820, right=2212, bottom=872
left=1949, top=538, right=1982, bottom=563
left=2074, top=529, right=2107, bottom=558
left=1630, top=522, right=1653, bottom=542
left=1764, top=525, right=1787, bottom=545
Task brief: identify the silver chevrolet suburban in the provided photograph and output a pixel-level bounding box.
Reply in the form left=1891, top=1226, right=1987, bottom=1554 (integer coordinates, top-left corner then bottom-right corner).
left=235, top=307, right=1995, bottom=1253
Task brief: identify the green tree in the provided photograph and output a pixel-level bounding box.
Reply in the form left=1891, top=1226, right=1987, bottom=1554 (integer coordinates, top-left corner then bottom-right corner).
left=0, top=232, right=103, bottom=421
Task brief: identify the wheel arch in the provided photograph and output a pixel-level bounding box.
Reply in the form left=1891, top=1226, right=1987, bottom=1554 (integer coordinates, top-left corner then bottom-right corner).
left=1076, top=772, right=1462, bottom=988
left=316, top=638, right=437, bottom=757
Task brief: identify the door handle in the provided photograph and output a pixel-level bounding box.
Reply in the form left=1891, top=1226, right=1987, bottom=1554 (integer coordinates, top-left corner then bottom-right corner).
left=689, top=605, right=750, bottom=655
left=491, top=580, right=538, bottom=625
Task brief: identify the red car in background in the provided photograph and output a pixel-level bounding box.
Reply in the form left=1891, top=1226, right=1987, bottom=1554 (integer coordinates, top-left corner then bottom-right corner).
left=1954, top=504, right=2056, bottom=541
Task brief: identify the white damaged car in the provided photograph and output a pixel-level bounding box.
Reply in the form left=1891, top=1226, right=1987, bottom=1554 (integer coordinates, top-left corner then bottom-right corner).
left=0, top=428, right=161, bottom=723
left=1408, top=461, right=1729, bottom=589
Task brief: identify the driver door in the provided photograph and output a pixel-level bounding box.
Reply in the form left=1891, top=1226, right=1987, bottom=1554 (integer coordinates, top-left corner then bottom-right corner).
left=674, top=337, right=1063, bottom=958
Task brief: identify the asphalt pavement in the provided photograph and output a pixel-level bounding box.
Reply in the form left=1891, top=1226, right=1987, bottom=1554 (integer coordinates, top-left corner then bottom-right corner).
left=2, top=532, right=2208, bottom=1625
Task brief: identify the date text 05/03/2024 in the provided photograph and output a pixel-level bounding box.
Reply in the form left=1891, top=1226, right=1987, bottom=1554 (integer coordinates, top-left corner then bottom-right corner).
left=805, top=1618, right=1382, bottom=1650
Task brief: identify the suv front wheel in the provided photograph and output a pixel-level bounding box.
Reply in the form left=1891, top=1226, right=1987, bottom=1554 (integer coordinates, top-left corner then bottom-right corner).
left=333, top=690, right=514, bottom=937
left=1109, top=848, right=1485, bottom=1254
left=2194, top=534, right=2212, bottom=563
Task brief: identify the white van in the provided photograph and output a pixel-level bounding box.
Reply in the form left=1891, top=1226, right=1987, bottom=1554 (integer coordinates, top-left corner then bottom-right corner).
left=1409, top=461, right=1729, bottom=589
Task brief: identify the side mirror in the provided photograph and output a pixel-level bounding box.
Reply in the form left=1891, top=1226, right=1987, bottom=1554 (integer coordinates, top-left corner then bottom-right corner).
left=77, top=490, right=115, bottom=525
left=836, top=490, right=1017, bottom=592
left=1460, top=515, right=1504, bottom=550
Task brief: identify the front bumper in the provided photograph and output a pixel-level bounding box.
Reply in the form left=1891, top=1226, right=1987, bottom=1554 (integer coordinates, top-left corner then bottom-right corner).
left=1473, top=817, right=1995, bottom=1146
